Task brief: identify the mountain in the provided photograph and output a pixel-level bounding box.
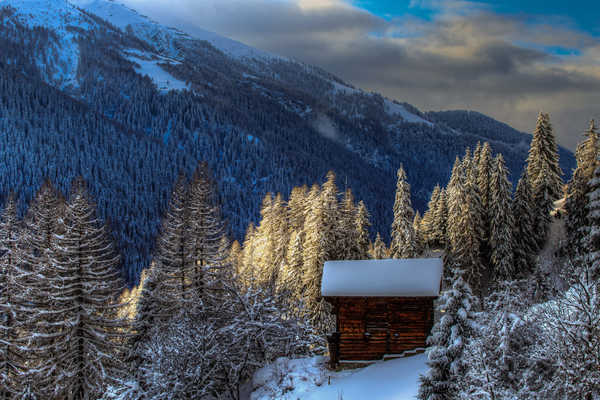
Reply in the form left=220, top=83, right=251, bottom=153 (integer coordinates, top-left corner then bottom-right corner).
left=0, top=0, right=575, bottom=283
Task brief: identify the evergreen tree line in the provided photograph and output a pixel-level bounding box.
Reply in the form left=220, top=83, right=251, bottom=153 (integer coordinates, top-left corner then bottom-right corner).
left=0, top=163, right=320, bottom=399
left=236, top=112, right=567, bottom=317
left=417, top=117, right=600, bottom=400
left=231, top=171, right=373, bottom=333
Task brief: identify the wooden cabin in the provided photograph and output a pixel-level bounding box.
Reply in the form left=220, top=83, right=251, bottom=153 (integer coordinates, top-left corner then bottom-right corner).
left=321, top=258, right=443, bottom=367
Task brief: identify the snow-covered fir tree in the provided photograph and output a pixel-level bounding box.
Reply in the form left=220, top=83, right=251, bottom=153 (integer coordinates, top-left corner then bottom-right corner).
left=586, top=157, right=600, bottom=276
left=565, top=120, right=599, bottom=256
left=477, top=142, right=494, bottom=241
left=355, top=200, right=371, bottom=260
left=16, top=181, right=65, bottom=397
left=532, top=259, right=600, bottom=399
left=526, top=112, right=563, bottom=249
left=390, top=166, right=418, bottom=258
left=301, top=172, right=338, bottom=333
left=418, top=268, right=477, bottom=400
left=413, top=211, right=425, bottom=256
left=421, top=185, right=440, bottom=247
left=152, top=176, right=194, bottom=310
left=461, top=281, right=541, bottom=399
left=0, top=194, right=22, bottom=398
left=447, top=151, right=484, bottom=294
left=339, top=188, right=360, bottom=260
left=511, top=172, right=537, bottom=278
left=432, top=188, right=448, bottom=248
left=186, top=162, right=229, bottom=297
left=489, top=154, right=514, bottom=281
left=47, top=178, right=126, bottom=399
left=370, top=232, right=388, bottom=259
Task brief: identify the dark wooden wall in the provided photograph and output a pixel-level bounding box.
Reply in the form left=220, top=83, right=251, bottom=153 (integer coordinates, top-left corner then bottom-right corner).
left=326, top=297, right=435, bottom=361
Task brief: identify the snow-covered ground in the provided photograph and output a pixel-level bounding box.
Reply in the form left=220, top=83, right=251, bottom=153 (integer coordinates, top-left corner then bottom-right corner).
left=384, top=99, right=433, bottom=126
left=252, top=354, right=428, bottom=400
left=124, top=49, right=188, bottom=92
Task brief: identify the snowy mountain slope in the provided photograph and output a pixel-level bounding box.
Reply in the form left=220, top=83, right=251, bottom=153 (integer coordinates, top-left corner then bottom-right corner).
left=72, top=0, right=279, bottom=61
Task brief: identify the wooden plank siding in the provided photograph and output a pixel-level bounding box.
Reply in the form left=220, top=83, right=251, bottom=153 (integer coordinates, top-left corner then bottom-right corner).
left=326, top=297, right=435, bottom=362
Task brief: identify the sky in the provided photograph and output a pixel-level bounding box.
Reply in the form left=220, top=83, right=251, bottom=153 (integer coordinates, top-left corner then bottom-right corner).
left=123, top=0, right=600, bottom=150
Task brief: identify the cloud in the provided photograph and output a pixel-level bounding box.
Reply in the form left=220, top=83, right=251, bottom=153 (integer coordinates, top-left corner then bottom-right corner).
left=123, top=0, right=600, bottom=150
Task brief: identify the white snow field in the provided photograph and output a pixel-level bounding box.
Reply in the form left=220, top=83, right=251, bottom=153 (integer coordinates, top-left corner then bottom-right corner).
left=251, top=353, right=428, bottom=400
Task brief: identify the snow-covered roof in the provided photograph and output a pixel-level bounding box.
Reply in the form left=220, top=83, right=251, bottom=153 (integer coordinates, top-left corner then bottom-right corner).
left=321, top=258, right=443, bottom=297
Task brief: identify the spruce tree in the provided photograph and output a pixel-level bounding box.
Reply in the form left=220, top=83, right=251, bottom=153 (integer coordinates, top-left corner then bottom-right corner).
left=17, top=181, right=64, bottom=397
left=372, top=233, right=388, bottom=259
left=586, top=158, right=600, bottom=277
left=565, top=120, right=599, bottom=255
left=301, top=191, right=329, bottom=332
left=477, top=142, right=494, bottom=258
left=447, top=173, right=483, bottom=294
left=489, top=155, right=514, bottom=281
left=153, top=176, right=193, bottom=311
left=355, top=200, right=371, bottom=260
left=321, top=171, right=342, bottom=261
left=281, top=230, right=304, bottom=300
left=186, top=162, right=228, bottom=298
left=390, top=166, right=417, bottom=258
left=511, top=172, right=537, bottom=278
left=0, top=195, right=22, bottom=398
left=432, top=188, right=448, bottom=248
left=239, top=223, right=257, bottom=286
left=526, top=112, right=563, bottom=248
left=339, top=188, right=359, bottom=260
left=421, top=185, right=440, bottom=246
left=418, top=268, right=477, bottom=400
left=49, top=178, right=126, bottom=399
left=413, top=211, right=424, bottom=256
left=301, top=172, right=339, bottom=332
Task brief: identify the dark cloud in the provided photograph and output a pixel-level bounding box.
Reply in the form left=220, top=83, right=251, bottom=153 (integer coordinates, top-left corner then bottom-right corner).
left=123, top=0, right=600, bottom=150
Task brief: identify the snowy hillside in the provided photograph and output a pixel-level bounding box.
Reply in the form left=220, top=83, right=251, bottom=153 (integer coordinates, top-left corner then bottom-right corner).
left=252, top=354, right=428, bottom=400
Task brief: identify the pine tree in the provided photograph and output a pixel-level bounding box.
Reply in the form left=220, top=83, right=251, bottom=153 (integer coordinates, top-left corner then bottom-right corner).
left=418, top=268, right=477, bottom=400
left=281, top=230, right=304, bottom=300
left=512, top=172, right=537, bottom=278
left=526, top=112, right=563, bottom=248
left=239, top=223, right=257, bottom=286
left=321, top=171, right=342, bottom=261
left=0, top=194, right=22, bottom=398
left=489, top=155, right=514, bottom=281
left=370, top=233, right=388, bottom=259
left=432, top=188, right=448, bottom=248
left=186, top=162, right=228, bottom=298
left=390, top=166, right=417, bottom=258
left=586, top=158, right=600, bottom=277
left=565, top=120, right=599, bottom=255
left=413, top=211, right=424, bottom=256
left=421, top=185, right=440, bottom=247
left=339, top=188, right=359, bottom=260
left=447, top=172, right=484, bottom=294
left=355, top=200, right=371, bottom=260
left=153, top=176, right=193, bottom=311
left=301, top=191, right=329, bottom=332
left=287, top=185, right=308, bottom=233
left=477, top=142, right=494, bottom=258
left=49, top=178, right=126, bottom=399
left=17, top=181, right=64, bottom=397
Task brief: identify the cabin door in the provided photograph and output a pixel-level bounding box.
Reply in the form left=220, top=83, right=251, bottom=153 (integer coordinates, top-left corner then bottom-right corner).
left=388, top=300, right=428, bottom=355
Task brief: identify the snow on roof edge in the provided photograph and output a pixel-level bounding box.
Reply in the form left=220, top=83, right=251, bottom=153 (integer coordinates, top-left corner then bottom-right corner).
left=321, top=258, right=443, bottom=297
